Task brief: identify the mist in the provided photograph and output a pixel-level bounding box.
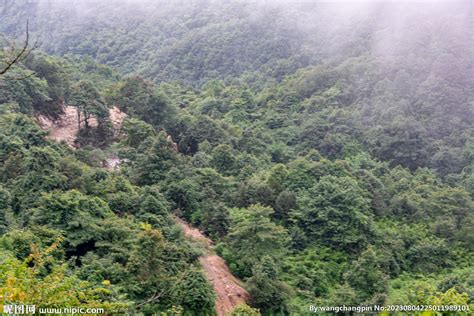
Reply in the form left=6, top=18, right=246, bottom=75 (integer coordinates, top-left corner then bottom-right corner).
left=1, top=0, right=473, bottom=314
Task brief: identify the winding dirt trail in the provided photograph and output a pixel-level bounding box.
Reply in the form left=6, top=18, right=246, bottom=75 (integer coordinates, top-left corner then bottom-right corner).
left=36, top=106, right=248, bottom=314
left=175, top=217, right=249, bottom=316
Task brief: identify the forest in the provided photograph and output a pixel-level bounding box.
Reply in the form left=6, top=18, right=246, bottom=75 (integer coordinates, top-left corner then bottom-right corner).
left=0, top=0, right=473, bottom=315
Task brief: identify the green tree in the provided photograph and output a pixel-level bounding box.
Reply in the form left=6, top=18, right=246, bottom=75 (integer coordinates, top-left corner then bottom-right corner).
left=133, top=131, right=180, bottom=184
left=326, top=284, right=358, bottom=306
left=228, top=304, right=260, bottom=316
left=430, top=288, right=471, bottom=307
left=344, top=246, right=388, bottom=303
left=69, top=80, right=108, bottom=129
left=200, top=203, right=230, bottom=239
left=122, top=118, right=156, bottom=148
left=246, top=256, right=290, bottom=314
left=235, top=179, right=275, bottom=208
left=180, top=115, right=228, bottom=155
left=166, top=179, right=201, bottom=221
left=0, top=70, right=50, bottom=114
left=366, top=118, right=430, bottom=170
left=26, top=54, right=70, bottom=117
left=274, top=190, right=297, bottom=223
left=110, top=77, right=174, bottom=129
left=170, top=268, right=216, bottom=314
left=0, top=186, right=13, bottom=234
left=293, top=175, right=373, bottom=251
left=32, top=190, right=112, bottom=249
left=211, top=144, right=236, bottom=176
left=125, top=225, right=198, bottom=313
left=266, top=164, right=289, bottom=194
left=0, top=240, right=128, bottom=312
left=226, top=204, right=289, bottom=276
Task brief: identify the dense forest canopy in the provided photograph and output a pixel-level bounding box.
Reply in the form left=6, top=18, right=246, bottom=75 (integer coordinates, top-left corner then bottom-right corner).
left=0, top=0, right=473, bottom=315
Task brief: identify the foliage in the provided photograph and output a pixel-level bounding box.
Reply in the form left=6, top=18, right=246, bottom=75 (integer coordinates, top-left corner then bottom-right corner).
left=0, top=240, right=129, bottom=312
left=292, top=175, right=373, bottom=252
left=246, top=256, right=291, bottom=314
left=0, top=1, right=473, bottom=314
left=228, top=304, right=261, bottom=316
left=69, top=79, right=108, bottom=128
left=344, top=246, right=389, bottom=303
left=225, top=204, right=289, bottom=277
left=170, top=268, right=216, bottom=315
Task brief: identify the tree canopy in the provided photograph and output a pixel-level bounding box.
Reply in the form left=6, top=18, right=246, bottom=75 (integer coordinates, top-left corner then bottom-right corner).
left=0, top=1, right=473, bottom=314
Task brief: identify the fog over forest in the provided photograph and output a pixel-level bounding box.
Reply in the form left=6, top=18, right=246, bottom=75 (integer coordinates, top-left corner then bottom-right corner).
left=0, top=1, right=473, bottom=315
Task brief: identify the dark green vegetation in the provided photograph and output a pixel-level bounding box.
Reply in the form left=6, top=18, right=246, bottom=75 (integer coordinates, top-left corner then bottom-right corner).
left=1, top=1, right=473, bottom=314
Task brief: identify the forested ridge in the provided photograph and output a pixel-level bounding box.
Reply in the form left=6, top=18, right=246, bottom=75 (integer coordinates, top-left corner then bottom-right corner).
left=0, top=1, right=473, bottom=315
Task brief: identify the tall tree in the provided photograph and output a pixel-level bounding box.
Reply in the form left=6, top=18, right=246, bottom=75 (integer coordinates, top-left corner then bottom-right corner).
left=69, top=80, right=108, bottom=129
left=293, top=175, right=373, bottom=252
left=226, top=204, right=289, bottom=276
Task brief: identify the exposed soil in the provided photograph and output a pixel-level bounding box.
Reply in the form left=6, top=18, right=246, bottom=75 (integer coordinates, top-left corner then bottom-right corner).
left=36, top=105, right=87, bottom=148
left=36, top=105, right=125, bottom=148
left=103, top=156, right=121, bottom=171
left=109, top=106, right=127, bottom=131
left=36, top=105, right=247, bottom=314
left=175, top=217, right=249, bottom=316
left=175, top=217, right=213, bottom=246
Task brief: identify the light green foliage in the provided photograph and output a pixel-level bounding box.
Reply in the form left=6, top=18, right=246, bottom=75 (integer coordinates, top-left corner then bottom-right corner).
left=170, top=268, right=216, bottom=315
left=226, top=204, right=289, bottom=277
left=430, top=288, right=471, bottom=306
left=326, top=284, right=358, bottom=306
left=122, top=118, right=156, bottom=148
left=246, top=256, right=291, bottom=314
left=0, top=239, right=129, bottom=312
left=344, top=246, right=389, bottom=303
left=228, top=304, right=260, bottom=316
left=283, top=247, right=348, bottom=297
left=403, top=280, right=472, bottom=309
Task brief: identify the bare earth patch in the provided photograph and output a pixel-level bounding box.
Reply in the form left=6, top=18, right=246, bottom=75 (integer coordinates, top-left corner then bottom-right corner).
left=36, top=105, right=125, bottom=148
left=37, top=106, right=248, bottom=314
left=36, top=105, right=86, bottom=147
left=175, top=217, right=249, bottom=316
left=109, top=106, right=127, bottom=130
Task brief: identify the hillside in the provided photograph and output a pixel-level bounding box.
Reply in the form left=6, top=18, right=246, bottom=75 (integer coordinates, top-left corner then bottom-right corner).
left=36, top=105, right=125, bottom=148
left=0, top=1, right=473, bottom=315
left=2, top=1, right=472, bottom=173
left=177, top=217, right=249, bottom=315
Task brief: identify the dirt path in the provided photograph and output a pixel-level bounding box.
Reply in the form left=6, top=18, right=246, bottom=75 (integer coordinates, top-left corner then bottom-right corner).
left=175, top=217, right=249, bottom=316
left=36, top=106, right=247, bottom=314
